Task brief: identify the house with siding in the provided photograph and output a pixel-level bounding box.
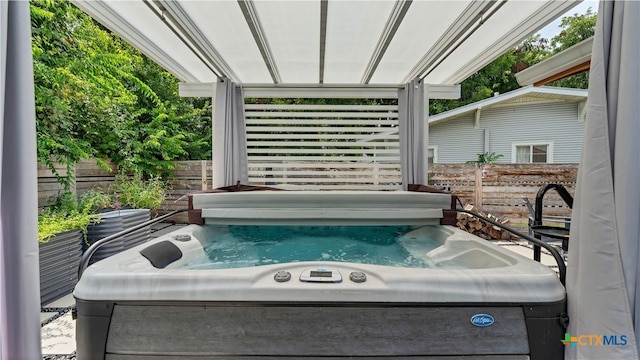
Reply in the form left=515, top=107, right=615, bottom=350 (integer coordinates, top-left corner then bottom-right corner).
left=427, top=86, right=588, bottom=164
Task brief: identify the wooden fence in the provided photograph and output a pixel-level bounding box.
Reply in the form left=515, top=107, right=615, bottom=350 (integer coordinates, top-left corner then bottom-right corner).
left=37, top=160, right=212, bottom=223
left=161, top=161, right=213, bottom=223
left=430, top=163, right=577, bottom=224
left=38, top=160, right=577, bottom=225
left=37, top=163, right=68, bottom=208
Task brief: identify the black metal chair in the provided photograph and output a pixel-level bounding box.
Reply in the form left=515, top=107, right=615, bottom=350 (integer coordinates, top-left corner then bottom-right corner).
left=524, top=184, right=573, bottom=262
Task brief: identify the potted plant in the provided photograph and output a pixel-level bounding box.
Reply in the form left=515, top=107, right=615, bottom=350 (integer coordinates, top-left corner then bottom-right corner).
left=84, top=175, right=167, bottom=263
left=38, top=192, right=97, bottom=305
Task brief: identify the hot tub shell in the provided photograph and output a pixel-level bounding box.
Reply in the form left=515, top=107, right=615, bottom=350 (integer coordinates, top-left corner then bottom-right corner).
left=75, top=191, right=566, bottom=359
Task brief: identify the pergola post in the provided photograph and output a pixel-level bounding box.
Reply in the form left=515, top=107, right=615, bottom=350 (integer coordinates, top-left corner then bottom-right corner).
left=179, top=82, right=218, bottom=187
left=210, top=85, right=217, bottom=186
left=424, top=84, right=461, bottom=182
left=423, top=84, right=430, bottom=183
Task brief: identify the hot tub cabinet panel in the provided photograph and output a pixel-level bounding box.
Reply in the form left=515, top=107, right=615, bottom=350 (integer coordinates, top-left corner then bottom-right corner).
left=76, top=300, right=565, bottom=359
left=103, top=357, right=529, bottom=360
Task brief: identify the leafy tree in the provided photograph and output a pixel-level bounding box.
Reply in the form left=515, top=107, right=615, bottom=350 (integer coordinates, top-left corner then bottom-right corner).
left=546, top=7, right=596, bottom=89
left=31, top=0, right=138, bottom=187
left=429, top=7, right=596, bottom=115
left=107, top=55, right=212, bottom=175
left=31, top=0, right=212, bottom=185
left=550, top=8, right=597, bottom=53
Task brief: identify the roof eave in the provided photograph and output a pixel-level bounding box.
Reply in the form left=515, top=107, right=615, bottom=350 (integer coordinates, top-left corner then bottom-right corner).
left=428, top=86, right=588, bottom=124
left=515, top=37, right=594, bottom=86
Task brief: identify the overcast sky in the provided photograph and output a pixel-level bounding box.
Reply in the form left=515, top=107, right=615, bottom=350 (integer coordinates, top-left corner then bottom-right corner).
left=537, top=0, right=598, bottom=40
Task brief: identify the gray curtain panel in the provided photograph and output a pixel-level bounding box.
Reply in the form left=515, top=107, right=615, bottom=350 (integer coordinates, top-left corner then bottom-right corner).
left=1, top=1, right=43, bottom=358
left=566, top=1, right=640, bottom=359
left=213, top=78, right=249, bottom=188
left=398, top=78, right=426, bottom=190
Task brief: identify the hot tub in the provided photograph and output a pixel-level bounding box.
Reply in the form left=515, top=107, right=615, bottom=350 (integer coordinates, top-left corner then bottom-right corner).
left=74, top=191, right=566, bottom=360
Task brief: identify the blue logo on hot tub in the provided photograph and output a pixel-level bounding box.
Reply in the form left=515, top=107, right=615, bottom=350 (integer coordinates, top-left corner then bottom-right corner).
left=470, top=314, right=494, bottom=327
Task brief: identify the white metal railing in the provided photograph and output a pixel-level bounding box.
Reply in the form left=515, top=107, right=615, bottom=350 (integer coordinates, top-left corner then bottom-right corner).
left=245, top=103, right=401, bottom=190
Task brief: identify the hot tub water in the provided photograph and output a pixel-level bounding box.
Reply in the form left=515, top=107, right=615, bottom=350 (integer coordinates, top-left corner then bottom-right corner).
left=182, top=225, right=441, bottom=270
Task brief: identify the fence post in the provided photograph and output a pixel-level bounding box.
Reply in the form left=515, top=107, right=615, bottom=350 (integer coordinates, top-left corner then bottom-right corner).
left=474, top=165, right=483, bottom=209
left=69, top=164, right=77, bottom=195
left=201, top=160, right=208, bottom=191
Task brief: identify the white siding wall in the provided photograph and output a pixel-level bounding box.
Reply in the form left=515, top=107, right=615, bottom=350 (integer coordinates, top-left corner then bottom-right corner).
left=428, top=101, right=584, bottom=163
left=482, top=102, right=583, bottom=163
left=429, top=115, right=484, bottom=163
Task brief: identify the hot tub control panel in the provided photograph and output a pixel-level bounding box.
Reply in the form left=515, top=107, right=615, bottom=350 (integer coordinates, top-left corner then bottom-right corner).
left=274, top=270, right=292, bottom=282
left=349, top=271, right=367, bottom=283
left=274, top=268, right=368, bottom=283
left=299, top=268, right=343, bottom=283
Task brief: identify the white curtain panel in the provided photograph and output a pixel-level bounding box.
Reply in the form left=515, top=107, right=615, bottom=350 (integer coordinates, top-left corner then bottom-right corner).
left=516, top=146, right=529, bottom=163
left=0, top=1, right=43, bottom=358
left=212, top=78, right=249, bottom=188
left=398, top=78, right=426, bottom=189
left=566, top=1, right=640, bottom=359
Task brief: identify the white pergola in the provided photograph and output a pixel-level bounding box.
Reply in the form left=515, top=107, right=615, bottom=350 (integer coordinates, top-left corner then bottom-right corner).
left=70, top=0, right=582, bottom=190
left=71, top=0, right=579, bottom=93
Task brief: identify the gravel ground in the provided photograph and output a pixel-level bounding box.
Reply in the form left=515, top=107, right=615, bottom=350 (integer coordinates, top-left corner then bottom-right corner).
left=41, top=305, right=76, bottom=359
left=43, top=353, right=75, bottom=360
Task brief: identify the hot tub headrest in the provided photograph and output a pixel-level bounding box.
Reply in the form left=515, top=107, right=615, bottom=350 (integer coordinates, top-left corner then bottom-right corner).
left=140, top=241, right=183, bottom=269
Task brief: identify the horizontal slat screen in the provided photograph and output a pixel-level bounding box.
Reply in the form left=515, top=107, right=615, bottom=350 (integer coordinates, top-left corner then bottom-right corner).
left=245, top=104, right=399, bottom=111
left=246, top=133, right=398, bottom=140
left=245, top=103, right=401, bottom=190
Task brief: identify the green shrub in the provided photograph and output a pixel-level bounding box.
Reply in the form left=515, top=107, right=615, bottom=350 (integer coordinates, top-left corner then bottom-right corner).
left=108, top=175, right=167, bottom=210
left=466, top=152, right=504, bottom=164
left=37, top=210, right=94, bottom=243
left=79, top=188, right=113, bottom=212
left=38, top=175, right=168, bottom=243
left=38, top=191, right=97, bottom=243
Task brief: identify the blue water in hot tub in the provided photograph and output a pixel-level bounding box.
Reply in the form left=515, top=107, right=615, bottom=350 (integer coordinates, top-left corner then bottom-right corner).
left=181, top=225, right=441, bottom=270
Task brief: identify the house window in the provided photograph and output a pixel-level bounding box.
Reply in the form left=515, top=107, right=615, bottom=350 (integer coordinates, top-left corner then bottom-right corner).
left=512, top=142, right=553, bottom=163
left=427, top=146, right=438, bottom=164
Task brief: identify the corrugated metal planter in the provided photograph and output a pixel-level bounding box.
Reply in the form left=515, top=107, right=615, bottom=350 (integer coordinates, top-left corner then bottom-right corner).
left=85, top=209, right=151, bottom=264
left=39, top=229, right=83, bottom=305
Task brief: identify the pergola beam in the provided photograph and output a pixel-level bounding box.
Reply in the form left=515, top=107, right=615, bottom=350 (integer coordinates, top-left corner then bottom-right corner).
left=179, top=83, right=216, bottom=97
left=242, top=84, right=401, bottom=99
left=153, top=0, right=239, bottom=81
left=179, top=82, right=461, bottom=100
left=237, top=0, right=281, bottom=83
left=442, top=0, right=579, bottom=84
left=70, top=0, right=199, bottom=82
left=424, top=84, right=461, bottom=100
left=405, top=0, right=500, bottom=83
left=318, top=0, right=328, bottom=84
left=360, top=0, right=413, bottom=84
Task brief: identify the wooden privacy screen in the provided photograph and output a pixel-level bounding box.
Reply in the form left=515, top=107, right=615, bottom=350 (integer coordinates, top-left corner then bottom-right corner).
left=244, top=103, right=402, bottom=190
